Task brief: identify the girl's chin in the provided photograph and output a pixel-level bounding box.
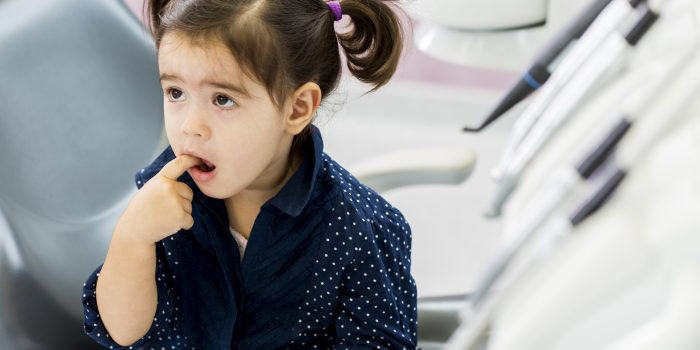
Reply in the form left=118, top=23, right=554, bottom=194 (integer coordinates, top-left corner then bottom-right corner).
left=194, top=183, right=225, bottom=199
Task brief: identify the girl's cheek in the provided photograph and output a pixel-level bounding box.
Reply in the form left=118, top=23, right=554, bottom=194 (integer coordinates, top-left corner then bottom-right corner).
left=164, top=103, right=181, bottom=115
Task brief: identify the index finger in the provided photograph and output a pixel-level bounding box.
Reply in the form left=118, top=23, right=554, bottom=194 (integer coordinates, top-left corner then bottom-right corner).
left=159, top=154, right=202, bottom=181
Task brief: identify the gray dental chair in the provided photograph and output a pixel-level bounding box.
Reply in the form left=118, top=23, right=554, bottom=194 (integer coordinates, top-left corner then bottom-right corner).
left=0, top=0, right=165, bottom=348
left=0, top=0, right=476, bottom=348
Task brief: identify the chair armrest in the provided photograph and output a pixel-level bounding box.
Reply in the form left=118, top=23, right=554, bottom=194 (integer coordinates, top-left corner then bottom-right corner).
left=418, top=293, right=471, bottom=344
left=350, top=147, right=477, bottom=193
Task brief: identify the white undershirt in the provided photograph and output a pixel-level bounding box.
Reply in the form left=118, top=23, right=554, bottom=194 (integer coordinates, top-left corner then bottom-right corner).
left=229, top=226, right=248, bottom=261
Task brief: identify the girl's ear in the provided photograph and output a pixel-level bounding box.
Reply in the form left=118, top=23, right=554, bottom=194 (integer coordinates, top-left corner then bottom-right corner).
left=285, top=82, right=321, bottom=135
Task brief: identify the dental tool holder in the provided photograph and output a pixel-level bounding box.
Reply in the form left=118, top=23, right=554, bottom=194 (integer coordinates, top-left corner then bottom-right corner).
left=442, top=0, right=700, bottom=349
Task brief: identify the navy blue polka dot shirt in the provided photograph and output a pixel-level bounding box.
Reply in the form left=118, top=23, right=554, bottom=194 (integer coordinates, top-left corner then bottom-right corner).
left=81, top=124, right=419, bottom=349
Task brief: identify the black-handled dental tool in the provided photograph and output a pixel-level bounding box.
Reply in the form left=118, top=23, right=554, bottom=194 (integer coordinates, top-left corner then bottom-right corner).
left=485, top=2, right=660, bottom=217
left=462, top=0, right=620, bottom=132
left=489, top=0, right=648, bottom=183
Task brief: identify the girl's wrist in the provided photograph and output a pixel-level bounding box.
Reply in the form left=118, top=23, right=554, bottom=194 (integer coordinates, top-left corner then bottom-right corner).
left=113, top=216, right=157, bottom=249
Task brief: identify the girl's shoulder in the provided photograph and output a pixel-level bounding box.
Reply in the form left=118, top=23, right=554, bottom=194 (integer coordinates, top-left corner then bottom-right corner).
left=316, top=153, right=413, bottom=256
left=319, top=152, right=409, bottom=221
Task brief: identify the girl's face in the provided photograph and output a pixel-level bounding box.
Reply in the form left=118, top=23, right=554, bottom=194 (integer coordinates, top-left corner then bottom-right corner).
left=157, top=31, right=294, bottom=199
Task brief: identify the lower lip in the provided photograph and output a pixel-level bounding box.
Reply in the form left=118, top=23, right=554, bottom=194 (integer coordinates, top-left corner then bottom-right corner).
left=188, top=165, right=217, bottom=182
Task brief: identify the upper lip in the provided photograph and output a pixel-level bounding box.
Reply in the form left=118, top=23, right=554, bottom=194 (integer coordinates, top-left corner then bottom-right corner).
left=181, top=148, right=214, bottom=166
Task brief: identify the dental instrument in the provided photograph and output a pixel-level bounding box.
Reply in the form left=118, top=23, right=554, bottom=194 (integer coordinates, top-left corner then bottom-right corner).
left=490, top=0, right=646, bottom=181
left=462, top=0, right=613, bottom=132
left=486, top=2, right=660, bottom=217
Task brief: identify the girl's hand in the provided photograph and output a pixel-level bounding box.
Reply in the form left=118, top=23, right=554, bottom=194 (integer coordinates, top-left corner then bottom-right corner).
left=116, top=154, right=201, bottom=245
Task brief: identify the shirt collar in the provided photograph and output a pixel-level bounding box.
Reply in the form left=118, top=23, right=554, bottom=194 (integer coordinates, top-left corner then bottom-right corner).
left=263, top=123, right=324, bottom=217
left=136, top=124, right=324, bottom=217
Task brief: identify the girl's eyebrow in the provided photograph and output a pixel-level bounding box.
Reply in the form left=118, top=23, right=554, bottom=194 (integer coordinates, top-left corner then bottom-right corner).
left=159, top=73, right=252, bottom=98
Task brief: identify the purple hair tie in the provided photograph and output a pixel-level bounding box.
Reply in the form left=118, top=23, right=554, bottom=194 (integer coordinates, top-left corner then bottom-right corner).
left=327, top=1, right=343, bottom=21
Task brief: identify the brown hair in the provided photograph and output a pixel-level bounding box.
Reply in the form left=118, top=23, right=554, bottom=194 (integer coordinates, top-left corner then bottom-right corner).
left=143, top=0, right=410, bottom=156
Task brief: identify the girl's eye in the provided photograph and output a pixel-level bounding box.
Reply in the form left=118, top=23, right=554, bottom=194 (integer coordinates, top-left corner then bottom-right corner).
left=165, top=88, right=184, bottom=101
left=215, top=94, right=237, bottom=109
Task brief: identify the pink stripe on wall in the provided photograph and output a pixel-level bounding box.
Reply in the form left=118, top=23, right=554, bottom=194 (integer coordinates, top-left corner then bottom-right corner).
left=392, top=14, right=518, bottom=91
left=395, top=50, right=518, bottom=90
left=122, top=0, right=516, bottom=90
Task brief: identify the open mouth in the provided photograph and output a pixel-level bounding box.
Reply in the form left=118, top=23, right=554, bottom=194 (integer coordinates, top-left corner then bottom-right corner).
left=193, top=158, right=216, bottom=173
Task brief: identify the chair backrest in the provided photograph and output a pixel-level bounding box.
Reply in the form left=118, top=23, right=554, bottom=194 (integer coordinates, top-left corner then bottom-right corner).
left=0, top=0, right=164, bottom=347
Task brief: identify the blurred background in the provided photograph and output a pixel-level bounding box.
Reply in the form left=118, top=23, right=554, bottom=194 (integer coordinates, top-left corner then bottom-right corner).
left=1, top=0, right=698, bottom=349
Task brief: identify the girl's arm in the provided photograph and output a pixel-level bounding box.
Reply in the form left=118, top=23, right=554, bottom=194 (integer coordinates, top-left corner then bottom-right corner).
left=82, top=225, right=190, bottom=348
left=94, top=224, right=158, bottom=346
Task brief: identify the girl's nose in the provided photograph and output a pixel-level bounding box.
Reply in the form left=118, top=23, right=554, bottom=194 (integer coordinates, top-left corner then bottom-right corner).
left=181, top=110, right=210, bottom=139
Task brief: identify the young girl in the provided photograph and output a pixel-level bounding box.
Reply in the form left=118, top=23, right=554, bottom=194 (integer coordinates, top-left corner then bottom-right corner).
left=81, top=0, right=417, bottom=349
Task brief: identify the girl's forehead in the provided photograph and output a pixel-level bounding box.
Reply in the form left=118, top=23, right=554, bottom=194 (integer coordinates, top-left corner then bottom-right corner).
left=159, top=32, right=233, bottom=67
left=158, top=32, right=250, bottom=87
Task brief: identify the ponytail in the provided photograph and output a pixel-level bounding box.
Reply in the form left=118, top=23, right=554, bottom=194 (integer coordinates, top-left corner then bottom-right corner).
left=336, top=0, right=409, bottom=93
